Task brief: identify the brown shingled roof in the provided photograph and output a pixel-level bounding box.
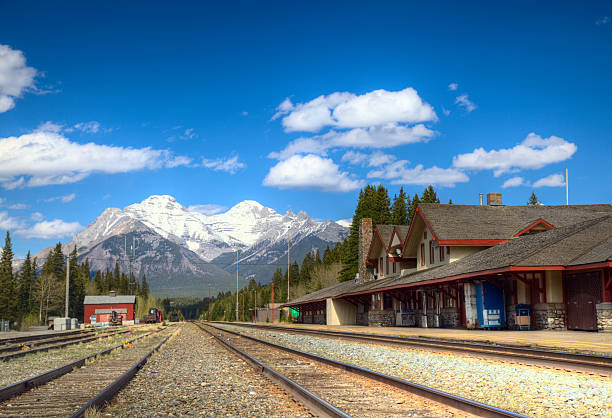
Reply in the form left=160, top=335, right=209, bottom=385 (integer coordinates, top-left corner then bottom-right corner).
left=418, top=203, right=612, bottom=241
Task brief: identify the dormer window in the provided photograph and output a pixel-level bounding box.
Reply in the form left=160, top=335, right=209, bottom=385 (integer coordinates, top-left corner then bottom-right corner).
left=423, top=231, right=427, bottom=240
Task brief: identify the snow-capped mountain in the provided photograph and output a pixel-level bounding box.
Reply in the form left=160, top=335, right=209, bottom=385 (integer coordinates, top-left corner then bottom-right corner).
left=75, top=195, right=347, bottom=262
left=41, top=195, right=348, bottom=296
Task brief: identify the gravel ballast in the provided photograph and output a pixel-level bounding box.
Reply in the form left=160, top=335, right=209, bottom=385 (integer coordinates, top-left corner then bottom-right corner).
left=219, top=324, right=612, bottom=417
left=104, top=323, right=311, bottom=417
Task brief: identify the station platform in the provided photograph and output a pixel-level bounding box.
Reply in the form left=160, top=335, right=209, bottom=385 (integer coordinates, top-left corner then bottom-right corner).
left=240, top=322, right=612, bottom=356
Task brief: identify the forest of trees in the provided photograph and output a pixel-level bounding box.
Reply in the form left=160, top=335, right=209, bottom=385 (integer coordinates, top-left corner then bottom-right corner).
left=0, top=232, right=154, bottom=330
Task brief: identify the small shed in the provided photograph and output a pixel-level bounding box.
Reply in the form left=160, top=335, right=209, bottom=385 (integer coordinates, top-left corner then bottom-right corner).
left=83, top=292, right=136, bottom=324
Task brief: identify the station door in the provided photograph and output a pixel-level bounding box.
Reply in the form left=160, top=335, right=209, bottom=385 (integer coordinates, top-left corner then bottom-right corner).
left=565, top=272, right=602, bottom=331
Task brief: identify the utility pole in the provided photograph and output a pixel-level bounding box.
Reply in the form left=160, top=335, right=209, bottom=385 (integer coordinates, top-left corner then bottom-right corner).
left=65, top=234, right=76, bottom=318
left=208, top=286, right=211, bottom=321
left=235, top=249, right=239, bottom=322
left=271, top=285, right=275, bottom=323
left=254, top=290, right=257, bottom=323
left=287, top=239, right=290, bottom=302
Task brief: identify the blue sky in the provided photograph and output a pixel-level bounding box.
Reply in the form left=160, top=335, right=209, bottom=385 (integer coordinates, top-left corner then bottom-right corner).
left=1, top=1, right=611, bottom=258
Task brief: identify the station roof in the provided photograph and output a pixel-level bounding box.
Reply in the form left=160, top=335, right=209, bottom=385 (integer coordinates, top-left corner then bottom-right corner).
left=283, top=280, right=360, bottom=306
left=417, top=203, right=612, bottom=241
left=342, top=215, right=612, bottom=296
left=83, top=295, right=136, bottom=305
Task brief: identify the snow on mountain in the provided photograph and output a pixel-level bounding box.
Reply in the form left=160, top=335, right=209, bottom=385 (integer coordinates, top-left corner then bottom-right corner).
left=335, top=218, right=353, bottom=228
left=65, top=195, right=347, bottom=263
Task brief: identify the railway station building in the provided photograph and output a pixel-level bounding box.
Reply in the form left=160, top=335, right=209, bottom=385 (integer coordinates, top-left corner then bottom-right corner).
left=83, top=292, right=137, bottom=325
left=285, top=195, right=612, bottom=332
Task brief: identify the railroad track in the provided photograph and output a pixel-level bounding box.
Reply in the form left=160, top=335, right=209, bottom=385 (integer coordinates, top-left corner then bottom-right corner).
left=0, top=328, right=131, bottom=361
left=196, top=321, right=524, bottom=418
left=220, top=322, right=612, bottom=375
left=0, top=325, right=177, bottom=417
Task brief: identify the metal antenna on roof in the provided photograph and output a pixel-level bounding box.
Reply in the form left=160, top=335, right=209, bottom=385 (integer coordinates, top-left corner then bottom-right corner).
left=566, top=168, right=569, bottom=206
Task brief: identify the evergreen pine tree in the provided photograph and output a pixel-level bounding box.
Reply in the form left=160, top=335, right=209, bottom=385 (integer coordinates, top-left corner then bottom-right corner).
left=391, top=186, right=410, bottom=225
left=68, top=247, right=86, bottom=319
left=421, top=185, right=441, bottom=203
left=374, top=185, right=392, bottom=224
left=113, top=262, right=121, bottom=291
left=527, top=192, right=540, bottom=205
left=119, top=273, right=128, bottom=294
left=17, top=251, right=34, bottom=317
left=42, top=243, right=65, bottom=282
left=93, top=271, right=103, bottom=293
left=409, top=193, right=421, bottom=223
left=140, top=273, right=150, bottom=296
left=0, top=232, right=16, bottom=322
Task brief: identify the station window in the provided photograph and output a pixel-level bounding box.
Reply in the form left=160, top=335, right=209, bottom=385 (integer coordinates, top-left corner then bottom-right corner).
left=429, top=241, right=434, bottom=264
left=423, top=231, right=427, bottom=240
left=393, top=261, right=396, bottom=274
left=420, top=243, right=425, bottom=266
left=439, top=246, right=445, bottom=262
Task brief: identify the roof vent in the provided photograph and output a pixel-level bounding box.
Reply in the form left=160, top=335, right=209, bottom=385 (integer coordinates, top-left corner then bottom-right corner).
left=487, top=193, right=503, bottom=206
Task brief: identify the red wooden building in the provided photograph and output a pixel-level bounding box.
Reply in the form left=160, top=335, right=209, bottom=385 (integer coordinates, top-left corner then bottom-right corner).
left=83, top=293, right=136, bottom=324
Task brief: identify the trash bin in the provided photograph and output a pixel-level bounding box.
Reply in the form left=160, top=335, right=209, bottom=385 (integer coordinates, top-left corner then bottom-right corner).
left=515, top=304, right=531, bottom=330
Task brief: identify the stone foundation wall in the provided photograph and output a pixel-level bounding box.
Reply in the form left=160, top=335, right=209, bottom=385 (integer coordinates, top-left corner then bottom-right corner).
left=356, top=312, right=369, bottom=326
left=440, top=307, right=460, bottom=328
left=302, top=315, right=313, bottom=324
left=417, top=314, right=428, bottom=328
left=368, top=310, right=395, bottom=327
left=596, top=303, right=612, bottom=332
left=534, top=303, right=565, bottom=330
left=313, top=314, right=325, bottom=325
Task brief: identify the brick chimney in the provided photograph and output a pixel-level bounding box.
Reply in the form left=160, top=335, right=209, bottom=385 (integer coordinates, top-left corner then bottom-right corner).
left=109, top=290, right=116, bottom=297
left=358, top=218, right=374, bottom=283
left=487, top=193, right=503, bottom=206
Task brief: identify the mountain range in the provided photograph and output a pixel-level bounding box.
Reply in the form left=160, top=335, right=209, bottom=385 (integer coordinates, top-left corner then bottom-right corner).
left=36, top=195, right=348, bottom=297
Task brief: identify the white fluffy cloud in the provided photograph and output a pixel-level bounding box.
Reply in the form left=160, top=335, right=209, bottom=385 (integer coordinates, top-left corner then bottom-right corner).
left=31, top=212, right=43, bottom=221
left=278, top=88, right=437, bottom=133
left=17, top=219, right=84, bottom=239
left=201, top=155, right=245, bottom=174
left=0, top=198, right=29, bottom=209
left=341, top=151, right=396, bottom=167
left=263, top=154, right=363, bottom=192
left=368, top=160, right=470, bottom=187
left=270, top=123, right=435, bottom=160
left=0, top=45, right=37, bottom=113
left=453, top=133, right=577, bottom=176
left=188, top=204, right=228, bottom=215
left=0, top=211, right=24, bottom=230
left=502, top=176, right=527, bottom=188
left=448, top=83, right=458, bottom=91
left=455, top=94, right=477, bottom=112
left=533, top=173, right=565, bottom=188
left=0, top=127, right=192, bottom=189
left=367, top=160, right=469, bottom=187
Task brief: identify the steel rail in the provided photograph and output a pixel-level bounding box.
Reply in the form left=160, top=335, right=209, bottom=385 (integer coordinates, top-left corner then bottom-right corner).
left=0, top=328, right=129, bottom=362
left=0, top=327, right=125, bottom=354
left=204, top=322, right=525, bottom=418
left=70, top=328, right=177, bottom=418
left=0, top=328, right=95, bottom=346
left=220, top=322, right=612, bottom=373
left=194, top=322, right=349, bottom=418
left=0, top=328, right=164, bottom=402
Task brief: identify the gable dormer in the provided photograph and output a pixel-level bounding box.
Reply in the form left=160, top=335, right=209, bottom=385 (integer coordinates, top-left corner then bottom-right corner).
left=513, top=218, right=555, bottom=237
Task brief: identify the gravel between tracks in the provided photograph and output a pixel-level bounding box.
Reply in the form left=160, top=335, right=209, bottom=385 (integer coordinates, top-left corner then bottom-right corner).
left=0, top=327, right=157, bottom=388
left=219, top=324, right=612, bottom=418
left=103, top=323, right=311, bottom=417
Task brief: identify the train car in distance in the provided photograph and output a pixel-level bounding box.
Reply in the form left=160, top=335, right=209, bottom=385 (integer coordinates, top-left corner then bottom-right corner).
left=143, top=307, right=162, bottom=323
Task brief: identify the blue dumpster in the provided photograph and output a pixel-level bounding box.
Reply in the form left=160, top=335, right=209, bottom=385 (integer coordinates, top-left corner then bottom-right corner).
left=475, top=281, right=505, bottom=328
